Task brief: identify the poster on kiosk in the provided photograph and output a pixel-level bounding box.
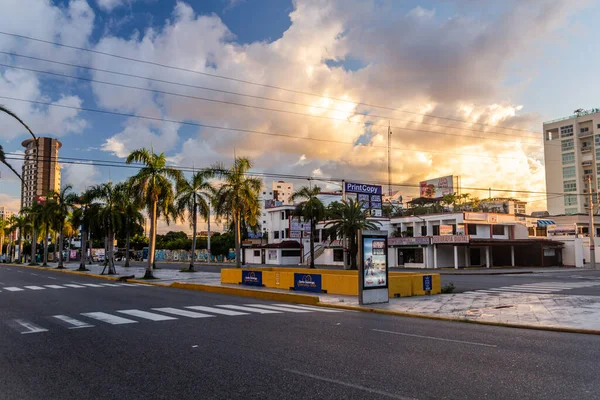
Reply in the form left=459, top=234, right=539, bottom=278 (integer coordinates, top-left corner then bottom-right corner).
left=358, top=230, right=389, bottom=305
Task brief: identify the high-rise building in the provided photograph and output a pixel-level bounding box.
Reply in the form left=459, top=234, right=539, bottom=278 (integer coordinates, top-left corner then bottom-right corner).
left=0, top=206, right=13, bottom=221
left=20, top=137, right=62, bottom=209
left=544, top=108, right=600, bottom=215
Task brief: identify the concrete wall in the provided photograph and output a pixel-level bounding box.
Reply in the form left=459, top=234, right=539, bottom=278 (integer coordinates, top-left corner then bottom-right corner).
left=315, top=248, right=344, bottom=266
left=244, top=248, right=262, bottom=264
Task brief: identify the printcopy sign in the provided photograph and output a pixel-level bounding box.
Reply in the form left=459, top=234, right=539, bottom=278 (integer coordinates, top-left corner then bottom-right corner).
left=241, top=270, right=263, bottom=286
left=345, top=182, right=383, bottom=195
left=294, top=273, right=322, bottom=293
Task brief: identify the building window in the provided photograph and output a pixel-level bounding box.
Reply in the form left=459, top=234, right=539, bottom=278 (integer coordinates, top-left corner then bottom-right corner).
left=282, top=250, right=301, bottom=257
left=253, top=250, right=260, bottom=257
left=561, top=139, right=574, bottom=151
left=492, top=225, right=505, bottom=236
left=333, top=249, right=344, bottom=262
left=281, top=230, right=285, bottom=239
left=560, top=125, right=574, bottom=137
left=563, top=166, right=576, bottom=179
left=564, top=180, right=577, bottom=192
left=564, top=195, right=578, bottom=207
left=421, top=226, right=427, bottom=236
left=274, top=231, right=279, bottom=239
left=565, top=208, right=578, bottom=215
left=581, top=127, right=590, bottom=133
left=595, top=135, right=600, bottom=147
left=584, top=168, right=593, bottom=176
left=467, top=224, right=477, bottom=235
left=597, top=124, right=600, bottom=129
left=281, top=211, right=285, bottom=220
left=432, top=225, right=440, bottom=236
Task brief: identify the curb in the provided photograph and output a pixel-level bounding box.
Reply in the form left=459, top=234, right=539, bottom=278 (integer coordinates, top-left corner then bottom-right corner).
left=3, top=264, right=124, bottom=282
left=317, top=302, right=600, bottom=336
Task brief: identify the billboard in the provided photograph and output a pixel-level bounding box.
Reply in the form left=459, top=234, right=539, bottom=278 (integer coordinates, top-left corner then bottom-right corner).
left=345, top=182, right=383, bottom=216
left=419, top=175, right=455, bottom=199
left=291, top=221, right=311, bottom=231
left=362, top=236, right=388, bottom=289
left=293, top=273, right=322, bottom=293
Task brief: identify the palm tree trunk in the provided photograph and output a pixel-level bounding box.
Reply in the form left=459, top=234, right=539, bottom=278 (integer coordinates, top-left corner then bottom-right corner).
left=30, top=223, right=37, bottom=265
left=79, top=228, right=87, bottom=270
left=124, top=224, right=131, bottom=268
left=57, top=224, right=65, bottom=268
left=53, top=231, right=58, bottom=263
left=0, top=230, right=4, bottom=261
left=145, top=200, right=157, bottom=278
left=234, top=212, right=241, bottom=268
left=309, top=217, right=315, bottom=268
left=42, top=225, right=49, bottom=266
left=350, top=234, right=358, bottom=270
left=190, top=206, right=197, bottom=271
left=16, top=233, right=22, bottom=263
left=107, top=229, right=116, bottom=274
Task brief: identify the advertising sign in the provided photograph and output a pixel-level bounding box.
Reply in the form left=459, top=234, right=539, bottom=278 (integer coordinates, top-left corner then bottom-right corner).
left=345, top=182, right=383, bottom=195
left=423, top=275, right=432, bottom=291
left=431, top=235, right=470, bottom=244
left=439, top=225, right=453, bottom=236
left=345, top=182, right=383, bottom=215
left=69, top=250, right=77, bottom=260
left=388, top=237, right=430, bottom=246
left=419, top=175, right=454, bottom=199
left=293, top=273, right=322, bottom=293
left=268, top=249, right=277, bottom=260
left=290, top=231, right=302, bottom=239
left=241, top=270, right=263, bottom=286
left=362, top=237, right=388, bottom=289
left=291, top=221, right=311, bottom=231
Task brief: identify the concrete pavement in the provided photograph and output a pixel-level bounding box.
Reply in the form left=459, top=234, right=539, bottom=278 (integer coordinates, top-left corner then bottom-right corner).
left=2, top=264, right=600, bottom=399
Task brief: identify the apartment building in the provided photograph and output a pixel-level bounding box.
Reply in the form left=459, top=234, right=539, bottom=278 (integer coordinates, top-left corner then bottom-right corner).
left=544, top=108, right=600, bottom=215
left=20, top=137, right=62, bottom=209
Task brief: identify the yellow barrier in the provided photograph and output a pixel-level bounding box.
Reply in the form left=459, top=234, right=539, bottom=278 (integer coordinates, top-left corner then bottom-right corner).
left=410, top=274, right=441, bottom=295
left=322, top=274, right=358, bottom=295
left=221, top=268, right=242, bottom=284
left=388, top=276, right=412, bottom=297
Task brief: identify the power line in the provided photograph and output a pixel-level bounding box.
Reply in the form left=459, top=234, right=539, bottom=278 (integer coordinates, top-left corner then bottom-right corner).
left=0, top=95, right=546, bottom=161
left=0, top=30, right=542, bottom=136
left=0, top=51, right=542, bottom=140
left=4, top=152, right=573, bottom=197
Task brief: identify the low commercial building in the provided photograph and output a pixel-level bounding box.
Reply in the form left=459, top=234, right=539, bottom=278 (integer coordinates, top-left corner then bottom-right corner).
left=243, top=240, right=303, bottom=265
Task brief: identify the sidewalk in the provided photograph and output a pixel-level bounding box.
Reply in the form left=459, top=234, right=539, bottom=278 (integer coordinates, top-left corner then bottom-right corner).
left=10, top=262, right=600, bottom=333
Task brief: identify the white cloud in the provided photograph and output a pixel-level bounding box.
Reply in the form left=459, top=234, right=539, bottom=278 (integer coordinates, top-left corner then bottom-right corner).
left=0, top=193, right=21, bottom=213
left=101, top=119, right=181, bottom=158
left=96, top=0, right=132, bottom=12
left=406, top=6, right=435, bottom=19
left=61, top=162, right=101, bottom=194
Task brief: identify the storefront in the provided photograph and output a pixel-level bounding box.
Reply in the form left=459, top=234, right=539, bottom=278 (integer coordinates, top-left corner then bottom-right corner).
left=388, top=237, right=430, bottom=268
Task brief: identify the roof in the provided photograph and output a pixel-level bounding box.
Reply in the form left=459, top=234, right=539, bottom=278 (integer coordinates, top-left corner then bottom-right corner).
left=246, top=240, right=303, bottom=249
left=470, top=238, right=564, bottom=248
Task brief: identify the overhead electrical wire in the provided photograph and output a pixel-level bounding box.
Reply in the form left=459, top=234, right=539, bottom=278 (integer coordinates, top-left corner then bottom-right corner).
left=0, top=95, right=550, bottom=162
left=0, top=51, right=541, bottom=141
left=0, top=31, right=543, bottom=136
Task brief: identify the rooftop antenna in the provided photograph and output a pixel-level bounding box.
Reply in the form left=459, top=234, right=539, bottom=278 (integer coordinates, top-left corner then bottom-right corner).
left=388, top=121, right=392, bottom=197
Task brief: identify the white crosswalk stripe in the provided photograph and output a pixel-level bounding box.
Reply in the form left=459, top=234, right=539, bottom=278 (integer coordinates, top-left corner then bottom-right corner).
left=152, top=307, right=215, bottom=319
left=244, top=304, right=312, bottom=313
left=464, top=281, right=600, bottom=295
left=4, top=287, right=25, bottom=292
left=100, top=283, right=121, bottom=287
left=185, top=306, right=249, bottom=316
left=0, top=282, right=153, bottom=293
left=81, top=283, right=104, bottom=288
left=81, top=312, right=138, bottom=325
left=216, top=305, right=283, bottom=314
left=273, top=304, right=344, bottom=313
left=63, top=284, right=85, bottom=288
left=24, top=286, right=45, bottom=290
left=12, top=319, right=48, bottom=334
left=44, top=285, right=66, bottom=289
left=117, top=310, right=177, bottom=321
left=53, top=315, right=94, bottom=329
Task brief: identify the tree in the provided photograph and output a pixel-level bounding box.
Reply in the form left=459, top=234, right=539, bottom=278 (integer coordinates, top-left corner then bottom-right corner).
left=212, top=157, right=261, bottom=268
left=175, top=170, right=215, bottom=271
left=8, top=215, right=29, bottom=263
left=45, top=185, right=77, bottom=268
left=115, top=182, right=144, bottom=268
left=291, top=186, right=325, bottom=268
left=126, top=148, right=183, bottom=278
left=324, top=198, right=380, bottom=269
left=40, top=199, right=55, bottom=266
left=23, top=203, right=43, bottom=264
left=87, top=182, right=123, bottom=274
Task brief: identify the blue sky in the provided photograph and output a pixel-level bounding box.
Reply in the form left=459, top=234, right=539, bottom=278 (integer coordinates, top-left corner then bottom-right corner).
left=0, top=0, right=597, bottom=224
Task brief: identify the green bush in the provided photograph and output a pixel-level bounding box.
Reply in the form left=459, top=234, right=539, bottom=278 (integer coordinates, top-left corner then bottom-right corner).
left=441, top=283, right=455, bottom=294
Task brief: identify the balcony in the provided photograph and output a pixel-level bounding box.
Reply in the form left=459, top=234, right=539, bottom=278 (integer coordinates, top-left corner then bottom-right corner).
left=582, top=160, right=593, bottom=167
left=578, top=130, right=593, bottom=138
left=581, top=146, right=592, bottom=153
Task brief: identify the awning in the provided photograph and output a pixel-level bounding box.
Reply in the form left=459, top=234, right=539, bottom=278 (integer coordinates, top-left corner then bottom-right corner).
left=537, top=220, right=555, bottom=227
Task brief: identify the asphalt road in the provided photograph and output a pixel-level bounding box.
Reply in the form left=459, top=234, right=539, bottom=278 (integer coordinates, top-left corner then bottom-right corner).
left=1, top=265, right=600, bottom=399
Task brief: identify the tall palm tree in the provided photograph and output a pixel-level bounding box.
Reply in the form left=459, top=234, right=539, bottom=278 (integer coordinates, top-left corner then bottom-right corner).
left=0, top=217, right=8, bottom=261
left=126, top=149, right=183, bottom=278
left=114, top=182, right=144, bottom=268
left=212, top=157, right=261, bottom=268
left=45, top=185, right=77, bottom=268
left=291, top=186, right=325, bottom=268
left=23, top=203, right=43, bottom=265
left=40, top=198, right=56, bottom=266
left=71, top=190, right=97, bottom=271
left=87, top=182, right=123, bottom=274
left=324, top=198, right=381, bottom=269
left=175, top=170, right=215, bottom=271
left=9, top=215, right=29, bottom=263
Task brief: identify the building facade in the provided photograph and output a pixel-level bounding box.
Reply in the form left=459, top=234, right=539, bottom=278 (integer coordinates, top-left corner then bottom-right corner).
left=20, top=137, right=62, bottom=209
left=544, top=108, right=600, bottom=215
left=0, top=206, right=13, bottom=222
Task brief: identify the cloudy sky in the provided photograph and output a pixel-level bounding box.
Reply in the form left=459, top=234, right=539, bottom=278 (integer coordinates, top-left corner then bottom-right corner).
left=0, top=0, right=597, bottom=231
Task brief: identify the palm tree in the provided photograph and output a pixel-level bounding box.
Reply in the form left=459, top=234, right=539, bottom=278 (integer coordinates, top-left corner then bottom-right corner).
left=212, top=157, right=261, bottom=268
left=175, top=170, right=215, bottom=271
left=324, top=198, right=381, bottom=269
left=87, top=182, right=123, bottom=274
left=71, top=190, right=97, bottom=271
left=45, top=185, right=77, bottom=268
left=126, top=148, right=183, bottom=278
left=9, top=215, right=29, bottom=263
left=23, top=203, right=43, bottom=265
left=114, top=182, right=144, bottom=268
left=0, top=217, right=8, bottom=261
left=291, top=186, right=325, bottom=268
left=40, top=198, right=56, bottom=266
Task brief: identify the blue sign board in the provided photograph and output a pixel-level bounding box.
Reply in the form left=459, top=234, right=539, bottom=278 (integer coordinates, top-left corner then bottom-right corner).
left=242, top=270, right=263, bottom=286
left=345, top=182, right=382, bottom=195
left=423, top=275, right=432, bottom=291
left=294, top=273, right=322, bottom=293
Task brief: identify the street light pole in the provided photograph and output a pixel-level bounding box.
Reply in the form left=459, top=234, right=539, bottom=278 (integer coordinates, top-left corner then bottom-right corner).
left=588, top=174, right=596, bottom=269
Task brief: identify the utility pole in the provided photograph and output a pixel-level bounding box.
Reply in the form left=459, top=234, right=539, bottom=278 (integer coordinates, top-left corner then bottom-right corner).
left=207, top=200, right=211, bottom=262
left=342, top=179, right=348, bottom=269
left=588, top=175, right=596, bottom=269
left=388, top=122, right=392, bottom=197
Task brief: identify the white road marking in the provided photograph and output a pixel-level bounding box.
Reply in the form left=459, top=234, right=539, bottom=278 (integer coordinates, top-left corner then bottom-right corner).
left=24, top=286, right=45, bottom=290
left=63, top=284, right=85, bottom=288
left=81, top=283, right=104, bottom=288
left=44, top=285, right=66, bottom=289
left=117, top=309, right=177, bottom=321
left=285, top=369, right=415, bottom=400
left=273, top=304, right=344, bottom=313
left=53, top=315, right=94, bottom=329
left=152, top=307, right=215, bottom=319
left=372, top=329, right=497, bottom=348
left=100, top=283, right=120, bottom=287
left=244, top=304, right=312, bottom=313
left=47, top=277, right=57, bottom=280
left=4, top=287, right=25, bottom=292
left=216, top=305, right=282, bottom=314
left=81, top=312, right=138, bottom=325
left=186, top=306, right=248, bottom=316
left=13, top=319, right=48, bottom=334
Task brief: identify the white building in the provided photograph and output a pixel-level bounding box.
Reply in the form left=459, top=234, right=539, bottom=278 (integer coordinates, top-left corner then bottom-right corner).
left=479, top=198, right=527, bottom=215
left=543, top=108, right=600, bottom=215
left=258, top=180, right=294, bottom=235
left=0, top=206, right=14, bottom=221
